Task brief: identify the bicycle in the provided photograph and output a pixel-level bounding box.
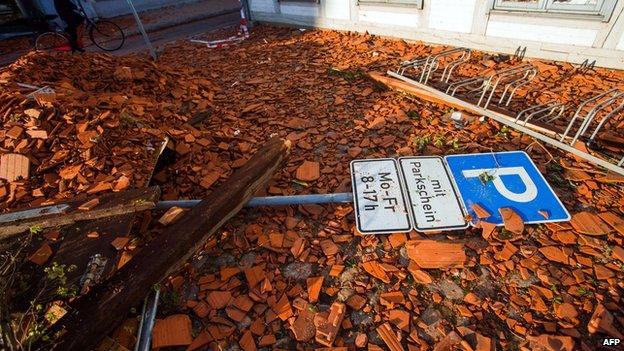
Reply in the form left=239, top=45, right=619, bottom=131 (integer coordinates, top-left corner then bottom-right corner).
left=33, top=7, right=125, bottom=52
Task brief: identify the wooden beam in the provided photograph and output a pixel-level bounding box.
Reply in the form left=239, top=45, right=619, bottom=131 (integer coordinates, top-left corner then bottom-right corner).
left=0, top=187, right=160, bottom=240
left=46, top=137, right=291, bottom=351
left=370, top=71, right=565, bottom=139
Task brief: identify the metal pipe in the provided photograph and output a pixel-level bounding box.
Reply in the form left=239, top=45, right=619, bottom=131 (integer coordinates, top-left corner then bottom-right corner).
left=135, top=286, right=160, bottom=351
left=126, top=0, right=157, bottom=60
left=155, top=192, right=354, bottom=210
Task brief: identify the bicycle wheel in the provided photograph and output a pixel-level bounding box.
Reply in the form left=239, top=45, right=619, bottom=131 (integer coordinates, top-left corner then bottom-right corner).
left=34, top=32, right=71, bottom=52
left=89, top=20, right=125, bottom=51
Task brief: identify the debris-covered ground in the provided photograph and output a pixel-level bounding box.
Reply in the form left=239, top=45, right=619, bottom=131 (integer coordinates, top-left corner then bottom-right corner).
left=1, top=25, right=623, bottom=351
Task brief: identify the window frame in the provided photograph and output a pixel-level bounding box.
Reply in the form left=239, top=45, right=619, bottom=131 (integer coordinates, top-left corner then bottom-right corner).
left=358, top=0, right=424, bottom=9
left=492, top=0, right=617, bottom=20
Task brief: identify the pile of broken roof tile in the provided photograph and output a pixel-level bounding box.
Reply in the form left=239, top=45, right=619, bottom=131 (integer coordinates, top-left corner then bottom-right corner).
left=0, top=51, right=219, bottom=210
left=1, top=26, right=623, bottom=351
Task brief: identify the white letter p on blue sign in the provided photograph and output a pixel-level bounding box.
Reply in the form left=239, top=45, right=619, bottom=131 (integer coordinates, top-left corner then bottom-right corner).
left=462, top=167, right=538, bottom=203
left=445, top=151, right=570, bottom=226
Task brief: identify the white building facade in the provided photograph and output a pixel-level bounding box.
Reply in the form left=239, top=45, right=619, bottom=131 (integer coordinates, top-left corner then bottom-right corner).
left=248, top=0, right=624, bottom=69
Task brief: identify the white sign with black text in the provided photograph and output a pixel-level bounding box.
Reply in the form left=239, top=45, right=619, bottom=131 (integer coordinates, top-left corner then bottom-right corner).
left=398, top=157, right=468, bottom=231
left=350, top=159, right=411, bottom=234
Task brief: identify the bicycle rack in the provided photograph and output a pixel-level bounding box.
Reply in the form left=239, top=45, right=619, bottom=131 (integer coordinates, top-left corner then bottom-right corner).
left=396, top=47, right=471, bottom=85
left=560, top=89, right=624, bottom=145
left=445, top=64, right=537, bottom=110
left=477, top=64, right=537, bottom=109
left=514, top=101, right=565, bottom=126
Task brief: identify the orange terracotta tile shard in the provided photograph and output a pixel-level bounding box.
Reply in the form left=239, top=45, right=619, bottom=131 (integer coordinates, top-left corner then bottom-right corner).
left=110, top=237, right=130, bottom=251
left=306, top=276, right=324, bottom=303
left=388, top=309, right=410, bottom=331
left=597, top=212, right=624, bottom=236
left=329, top=265, right=344, bottom=277
left=292, top=307, right=316, bottom=342
left=295, top=160, right=320, bottom=181
left=498, top=207, right=524, bottom=235
left=0, top=153, right=30, bottom=181
left=362, top=260, right=391, bottom=283
left=320, top=239, right=339, bottom=256
left=273, top=294, right=293, bottom=321
left=376, top=322, right=405, bottom=351
left=405, top=240, right=466, bottom=269
left=158, top=206, right=186, bottom=226
left=258, top=334, right=276, bottom=347
left=588, top=303, right=624, bottom=338
left=220, top=266, right=241, bottom=281
left=471, top=203, right=491, bottom=219
left=206, top=291, right=232, bottom=310
left=244, top=266, right=265, bottom=288
left=570, top=212, right=611, bottom=236
left=475, top=333, right=494, bottom=351
left=407, top=262, right=433, bottom=284
left=151, top=314, right=193, bottom=349
left=239, top=330, right=257, bottom=351
left=526, top=334, right=574, bottom=351
left=78, top=198, right=99, bottom=211
left=187, top=330, right=213, bottom=351
left=314, top=302, right=346, bottom=347
left=28, top=243, right=52, bottom=265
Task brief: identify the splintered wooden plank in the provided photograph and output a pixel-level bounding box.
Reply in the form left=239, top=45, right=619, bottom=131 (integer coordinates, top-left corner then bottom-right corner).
left=35, top=213, right=136, bottom=302
left=0, top=186, right=160, bottom=240
left=47, top=138, right=291, bottom=351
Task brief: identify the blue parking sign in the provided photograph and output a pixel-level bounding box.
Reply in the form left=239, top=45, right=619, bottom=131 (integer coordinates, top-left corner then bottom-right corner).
left=444, top=151, right=570, bottom=225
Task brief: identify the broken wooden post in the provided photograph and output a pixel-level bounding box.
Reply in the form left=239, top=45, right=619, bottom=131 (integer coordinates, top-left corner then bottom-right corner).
left=46, top=138, right=291, bottom=351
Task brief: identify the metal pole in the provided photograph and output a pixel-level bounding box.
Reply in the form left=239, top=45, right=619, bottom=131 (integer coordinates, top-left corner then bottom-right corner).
left=155, top=192, right=354, bottom=210
left=125, top=0, right=157, bottom=60
left=134, top=286, right=160, bottom=351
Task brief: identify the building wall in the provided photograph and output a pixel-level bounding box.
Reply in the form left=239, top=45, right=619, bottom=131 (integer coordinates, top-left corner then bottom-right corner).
left=249, top=0, right=624, bottom=69
left=91, top=0, right=202, bottom=18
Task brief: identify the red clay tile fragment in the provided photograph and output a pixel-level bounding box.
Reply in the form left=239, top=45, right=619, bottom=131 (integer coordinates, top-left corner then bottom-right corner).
left=539, top=246, right=569, bottom=264
left=597, top=212, right=624, bottom=236
left=295, top=160, right=320, bottom=181
left=588, top=303, right=624, bottom=338
left=526, top=334, right=574, bottom=351
left=78, top=198, right=99, bottom=211
left=407, top=261, right=432, bottom=283
left=471, top=203, right=491, bottom=219
left=110, top=236, right=130, bottom=251
left=433, top=331, right=461, bottom=351
left=499, top=207, right=524, bottom=235
left=570, top=212, right=611, bottom=236
left=361, top=261, right=391, bottom=283
left=388, top=309, right=410, bottom=332
left=314, top=302, right=346, bottom=347
left=220, top=266, right=241, bottom=281
left=292, top=307, right=316, bottom=342
left=151, top=314, right=193, bottom=349
left=355, top=333, right=368, bottom=347
left=274, top=294, right=293, bottom=321
left=158, top=206, right=186, bottom=226
left=206, top=291, right=232, bottom=310
left=258, top=334, right=276, bottom=347
left=376, top=322, right=404, bottom=351
left=0, top=153, right=30, bottom=181
left=239, top=330, right=256, bottom=351
left=475, top=332, right=494, bottom=351
left=306, top=276, right=324, bottom=303
left=187, top=330, right=213, bottom=351
left=406, top=240, right=465, bottom=269
left=28, top=243, right=52, bottom=265
left=320, top=239, right=339, bottom=256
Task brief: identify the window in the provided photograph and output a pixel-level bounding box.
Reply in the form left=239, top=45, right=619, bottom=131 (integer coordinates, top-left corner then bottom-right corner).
left=358, top=0, right=424, bottom=9
left=493, top=0, right=617, bottom=20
